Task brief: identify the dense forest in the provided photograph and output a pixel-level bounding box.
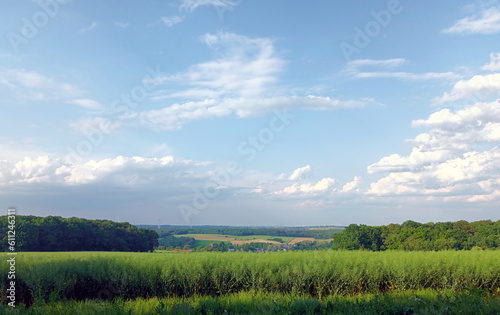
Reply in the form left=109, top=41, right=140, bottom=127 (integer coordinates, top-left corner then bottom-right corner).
left=333, top=220, right=500, bottom=251
left=0, top=215, right=158, bottom=252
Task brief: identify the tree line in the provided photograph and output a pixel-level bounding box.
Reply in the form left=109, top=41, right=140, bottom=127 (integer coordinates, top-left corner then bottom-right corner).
left=0, top=215, right=158, bottom=252
left=333, top=220, right=500, bottom=251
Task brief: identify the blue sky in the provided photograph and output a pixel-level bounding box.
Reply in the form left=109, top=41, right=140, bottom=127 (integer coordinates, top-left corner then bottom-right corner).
left=1, top=0, right=500, bottom=226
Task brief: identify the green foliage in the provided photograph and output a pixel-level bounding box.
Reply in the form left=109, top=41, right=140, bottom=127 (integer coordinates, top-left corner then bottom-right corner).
left=333, top=219, right=500, bottom=251
left=3, top=290, right=500, bottom=314
left=1, top=250, right=499, bottom=306
left=157, top=235, right=195, bottom=248
left=0, top=215, right=158, bottom=252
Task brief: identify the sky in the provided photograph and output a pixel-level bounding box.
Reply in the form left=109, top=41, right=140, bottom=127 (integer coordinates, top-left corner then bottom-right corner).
left=1, top=0, right=500, bottom=226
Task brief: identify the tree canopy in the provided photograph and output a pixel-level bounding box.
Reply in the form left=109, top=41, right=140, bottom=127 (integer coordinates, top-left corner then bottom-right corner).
left=333, top=220, right=500, bottom=251
left=0, top=215, right=158, bottom=252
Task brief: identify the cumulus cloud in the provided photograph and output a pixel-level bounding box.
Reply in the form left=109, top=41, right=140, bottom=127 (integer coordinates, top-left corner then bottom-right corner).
left=482, top=52, right=500, bottom=71
left=443, top=7, right=500, bottom=34
left=368, top=148, right=500, bottom=199
left=274, top=177, right=336, bottom=197
left=288, top=165, right=312, bottom=181
left=0, top=155, right=209, bottom=186
left=367, top=86, right=500, bottom=202
left=433, top=74, right=500, bottom=104
left=341, top=176, right=362, bottom=193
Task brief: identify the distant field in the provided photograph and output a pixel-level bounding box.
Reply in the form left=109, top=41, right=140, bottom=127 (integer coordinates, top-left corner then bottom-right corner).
left=308, top=227, right=343, bottom=230
left=194, top=239, right=231, bottom=247
left=178, top=234, right=235, bottom=242
left=289, top=237, right=333, bottom=245
left=177, top=234, right=325, bottom=245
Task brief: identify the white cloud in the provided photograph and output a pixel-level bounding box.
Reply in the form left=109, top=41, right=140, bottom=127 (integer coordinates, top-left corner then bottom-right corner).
left=274, top=177, right=335, bottom=196
left=288, top=165, right=312, bottom=181
left=368, top=148, right=500, bottom=199
left=0, top=155, right=209, bottom=186
left=367, top=90, right=500, bottom=202
left=114, top=22, right=129, bottom=28
left=433, top=74, right=500, bottom=104
left=68, top=117, right=121, bottom=135
left=139, top=95, right=367, bottom=130
left=67, top=99, right=103, bottom=110
left=148, top=32, right=284, bottom=98
left=0, top=68, right=81, bottom=101
left=355, top=71, right=461, bottom=80
left=367, top=148, right=455, bottom=174
left=137, top=32, right=368, bottom=129
left=79, top=21, right=98, bottom=34
left=443, top=7, right=500, bottom=34
left=347, top=58, right=406, bottom=68
left=180, top=0, right=239, bottom=11
left=161, top=16, right=183, bottom=27
left=341, top=176, right=362, bottom=192
left=482, top=52, right=500, bottom=71
left=345, top=58, right=460, bottom=81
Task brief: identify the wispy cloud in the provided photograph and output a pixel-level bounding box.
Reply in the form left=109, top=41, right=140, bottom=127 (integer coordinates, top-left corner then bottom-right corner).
left=179, top=0, right=240, bottom=11
left=345, top=58, right=461, bottom=81
left=68, top=117, right=121, bottom=135
left=113, top=22, right=129, bottom=28
left=79, top=21, right=98, bottom=34
left=67, top=99, right=103, bottom=110
left=161, top=16, right=183, bottom=27
left=137, top=32, right=369, bottom=130
left=443, top=7, right=500, bottom=34
left=0, top=68, right=82, bottom=101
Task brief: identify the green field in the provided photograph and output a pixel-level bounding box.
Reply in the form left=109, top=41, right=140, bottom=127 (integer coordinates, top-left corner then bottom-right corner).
left=1, top=250, right=499, bottom=313
left=193, top=240, right=232, bottom=247
left=2, top=290, right=499, bottom=314
left=176, top=234, right=300, bottom=244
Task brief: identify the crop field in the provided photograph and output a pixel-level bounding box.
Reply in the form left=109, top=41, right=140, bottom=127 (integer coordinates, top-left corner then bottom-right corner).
left=288, top=237, right=333, bottom=245
left=1, top=250, right=499, bottom=313
left=176, top=234, right=315, bottom=245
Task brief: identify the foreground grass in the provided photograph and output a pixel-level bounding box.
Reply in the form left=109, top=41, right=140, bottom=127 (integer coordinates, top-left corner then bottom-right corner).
left=1, top=251, right=499, bottom=306
left=1, top=290, right=499, bottom=314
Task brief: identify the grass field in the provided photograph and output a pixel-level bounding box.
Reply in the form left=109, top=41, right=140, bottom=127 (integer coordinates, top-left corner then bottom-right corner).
left=1, top=250, right=499, bottom=311
left=2, top=289, right=499, bottom=314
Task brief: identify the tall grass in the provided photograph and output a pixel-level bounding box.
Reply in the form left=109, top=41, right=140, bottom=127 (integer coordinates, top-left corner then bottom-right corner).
left=2, top=290, right=500, bottom=314
left=1, top=250, right=499, bottom=306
